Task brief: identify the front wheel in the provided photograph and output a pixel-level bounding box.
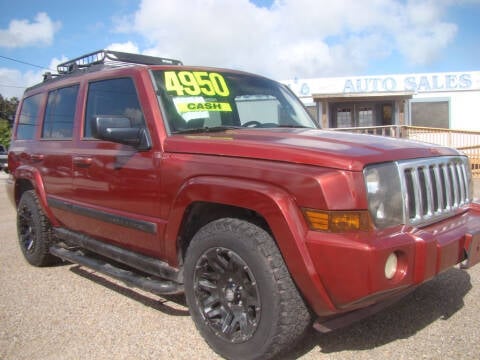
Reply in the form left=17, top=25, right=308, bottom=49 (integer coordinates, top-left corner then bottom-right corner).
left=184, top=218, right=311, bottom=360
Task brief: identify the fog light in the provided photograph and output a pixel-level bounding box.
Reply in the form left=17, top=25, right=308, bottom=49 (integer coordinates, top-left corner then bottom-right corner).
left=384, top=253, right=398, bottom=279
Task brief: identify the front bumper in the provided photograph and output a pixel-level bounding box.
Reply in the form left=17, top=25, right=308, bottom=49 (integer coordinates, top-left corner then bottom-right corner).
left=305, top=203, right=480, bottom=315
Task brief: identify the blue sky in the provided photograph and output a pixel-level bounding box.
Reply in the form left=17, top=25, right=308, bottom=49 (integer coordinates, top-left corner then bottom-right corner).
left=0, top=0, right=479, bottom=98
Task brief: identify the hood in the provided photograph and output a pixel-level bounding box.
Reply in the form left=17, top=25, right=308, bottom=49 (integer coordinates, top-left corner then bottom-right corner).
left=163, top=128, right=459, bottom=171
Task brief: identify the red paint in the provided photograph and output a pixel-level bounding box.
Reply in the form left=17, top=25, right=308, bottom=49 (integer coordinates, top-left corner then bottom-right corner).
left=8, top=63, right=480, bottom=321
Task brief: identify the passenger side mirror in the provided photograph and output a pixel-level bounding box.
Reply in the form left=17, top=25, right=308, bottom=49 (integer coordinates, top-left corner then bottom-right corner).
left=92, top=116, right=151, bottom=151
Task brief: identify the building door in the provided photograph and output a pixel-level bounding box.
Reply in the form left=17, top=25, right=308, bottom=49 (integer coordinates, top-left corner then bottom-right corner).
left=331, top=103, right=375, bottom=127
left=331, top=102, right=394, bottom=128
left=357, top=104, right=375, bottom=127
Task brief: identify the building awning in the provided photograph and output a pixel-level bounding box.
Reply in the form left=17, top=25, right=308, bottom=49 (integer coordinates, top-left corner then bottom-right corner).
left=312, top=91, right=414, bottom=102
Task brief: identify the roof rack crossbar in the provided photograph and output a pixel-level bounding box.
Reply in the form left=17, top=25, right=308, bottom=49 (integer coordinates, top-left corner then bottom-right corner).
left=56, top=50, right=182, bottom=74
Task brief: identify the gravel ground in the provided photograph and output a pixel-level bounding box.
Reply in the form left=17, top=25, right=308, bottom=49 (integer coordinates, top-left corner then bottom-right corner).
left=1, top=172, right=480, bottom=360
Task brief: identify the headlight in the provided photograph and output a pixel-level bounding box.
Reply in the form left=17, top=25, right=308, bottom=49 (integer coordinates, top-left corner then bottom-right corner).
left=364, top=162, right=404, bottom=228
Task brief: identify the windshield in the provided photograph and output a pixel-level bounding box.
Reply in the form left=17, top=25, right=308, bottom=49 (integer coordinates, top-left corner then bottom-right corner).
left=151, top=70, right=317, bottom=133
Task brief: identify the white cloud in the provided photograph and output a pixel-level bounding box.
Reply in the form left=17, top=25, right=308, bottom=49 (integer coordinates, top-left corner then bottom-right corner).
left=122, top=0, right=460, bottom=79
left=107, top=41, right=140, bottom=54
left=0, top=68, right=36, bottom=99
left=395, top=1, right=458, bottom=65
left=0, top=56, right=67, bottom=99
left=0, top=12, right=61, bottom=48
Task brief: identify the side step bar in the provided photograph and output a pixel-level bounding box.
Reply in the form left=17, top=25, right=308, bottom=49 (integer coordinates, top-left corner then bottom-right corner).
left=53, top=227, right=182, bottom=283
left=50, top=246, right=184, bottom=295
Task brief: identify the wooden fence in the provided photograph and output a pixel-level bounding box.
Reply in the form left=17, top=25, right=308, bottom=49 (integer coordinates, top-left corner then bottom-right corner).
left=333, top=125, right=480, bottom=178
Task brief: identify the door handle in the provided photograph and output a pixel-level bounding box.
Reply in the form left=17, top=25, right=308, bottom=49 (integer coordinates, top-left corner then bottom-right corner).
left=73, top=156, right=93, bottom=167
left=30, top=153, right=45, bottom=162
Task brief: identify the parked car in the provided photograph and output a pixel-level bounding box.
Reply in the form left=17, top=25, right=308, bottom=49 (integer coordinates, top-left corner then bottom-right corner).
left=7, top=50, right=480, bottom=360
left=0, top=144, right=7, bottom=172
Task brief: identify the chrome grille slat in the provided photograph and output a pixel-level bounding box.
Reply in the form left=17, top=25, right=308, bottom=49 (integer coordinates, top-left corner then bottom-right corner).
left=423, top=166, right=434, bottom=216
left=412, top=168, right=422, bottom=220
left=443, top=164, right=453, bottom=210
left=450, top=163, right=460, bottom=206
left=432, top=165, right=444, bottom=211
left=397, top=156, right=471, bottom=227
left=458, top=163, right=466, bottom=202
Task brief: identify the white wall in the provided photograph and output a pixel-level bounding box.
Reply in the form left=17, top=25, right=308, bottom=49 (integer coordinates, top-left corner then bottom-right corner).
left=284, top=71, right=480, bottom=131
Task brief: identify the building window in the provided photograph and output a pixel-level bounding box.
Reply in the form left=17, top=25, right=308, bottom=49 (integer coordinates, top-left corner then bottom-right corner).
left=330, top=102, right=396, bottom=128
left=358, top=106, right=373, bottom=127
left=411, top=100, right=449, bottom=128
left=42, top=85, right=79, bottom=139
left=336, top=107, right=353, bottom=127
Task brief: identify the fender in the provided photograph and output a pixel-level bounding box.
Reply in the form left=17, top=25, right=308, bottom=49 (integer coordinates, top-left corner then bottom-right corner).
left=164, top=175, right=336, bottom=315
left=13, top=165, right=60, bottom=227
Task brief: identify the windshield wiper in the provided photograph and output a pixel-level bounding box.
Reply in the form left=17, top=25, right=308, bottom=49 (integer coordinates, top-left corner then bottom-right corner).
left=173, top=125, right=241, bottom=134
left=277, top=125, right=314, bottom=129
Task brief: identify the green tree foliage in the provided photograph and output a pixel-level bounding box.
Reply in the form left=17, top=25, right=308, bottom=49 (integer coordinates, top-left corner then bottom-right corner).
left=0, top=120, right=11, bottom=148
left=0, top=94, right=18, bottom=148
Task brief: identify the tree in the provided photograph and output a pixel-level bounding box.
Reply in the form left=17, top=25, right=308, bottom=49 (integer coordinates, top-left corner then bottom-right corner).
left=0, top=94, right=18, bottom=148
left=0, top=120, right=11, bottom=148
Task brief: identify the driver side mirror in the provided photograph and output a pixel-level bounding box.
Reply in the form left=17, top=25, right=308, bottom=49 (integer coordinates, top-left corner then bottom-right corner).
left=92, top=116, right=151, bottom=151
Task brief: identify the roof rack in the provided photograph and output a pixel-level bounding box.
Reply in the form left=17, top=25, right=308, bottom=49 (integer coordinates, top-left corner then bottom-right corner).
left=56, top=49, right=183, bottom=75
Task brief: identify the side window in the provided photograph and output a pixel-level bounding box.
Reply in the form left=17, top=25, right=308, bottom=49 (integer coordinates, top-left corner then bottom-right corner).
left=42, top=85, right=79, bottom=139
left=16, top=93, right=44, bottom=140
left=85, top=78, right=145, bottom=138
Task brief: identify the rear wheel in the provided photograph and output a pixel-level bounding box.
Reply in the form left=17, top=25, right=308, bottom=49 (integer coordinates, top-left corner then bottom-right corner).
left=17, top=190, right=58, bottom=266
left=184, top=218, right=311, bottom=360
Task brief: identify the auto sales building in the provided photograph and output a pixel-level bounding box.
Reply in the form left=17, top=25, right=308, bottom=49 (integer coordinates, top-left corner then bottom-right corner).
left=284, top=71, right=480, bottom=131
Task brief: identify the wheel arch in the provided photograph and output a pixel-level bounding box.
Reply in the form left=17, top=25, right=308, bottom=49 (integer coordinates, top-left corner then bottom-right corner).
left=12, top=166, right=59, bottom=226
left=165, top=175, right=336, bottom=315
left=177, top=201, right=270, bottom=261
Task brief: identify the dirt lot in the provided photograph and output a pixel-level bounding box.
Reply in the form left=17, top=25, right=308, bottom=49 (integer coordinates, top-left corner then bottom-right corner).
left=1, top=172, right=480, bottom=360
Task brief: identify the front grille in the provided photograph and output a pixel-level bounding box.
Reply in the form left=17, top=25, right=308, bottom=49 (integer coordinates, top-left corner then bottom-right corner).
left=398, top=156, right=472, bottom=227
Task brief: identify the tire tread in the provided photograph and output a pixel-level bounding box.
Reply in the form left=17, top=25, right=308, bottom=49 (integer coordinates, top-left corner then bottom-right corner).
left=17, top=190, right=58, bottom=267
left=186, top=218, right=311, bottom=360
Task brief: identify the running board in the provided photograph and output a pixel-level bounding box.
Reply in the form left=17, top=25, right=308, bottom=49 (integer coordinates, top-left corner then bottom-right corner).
left=50, top=246, right=184, bottom=295
left=53, top=227, right=182, bottom=283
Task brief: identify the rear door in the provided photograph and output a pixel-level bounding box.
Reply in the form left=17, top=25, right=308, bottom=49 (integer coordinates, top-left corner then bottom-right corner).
left=12, top=86, right=78, bottom=210
left=39, top=85, right=79, bottom=202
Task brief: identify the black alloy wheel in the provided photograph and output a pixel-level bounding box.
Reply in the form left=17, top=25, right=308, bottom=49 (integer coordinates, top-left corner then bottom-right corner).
left=18, top=203, right=36, bottom=254
left=193, top=247, right=261, bottom=343
left=184, top=218, right=311, bottom=360
left=17, top=190, right=57, bottom=266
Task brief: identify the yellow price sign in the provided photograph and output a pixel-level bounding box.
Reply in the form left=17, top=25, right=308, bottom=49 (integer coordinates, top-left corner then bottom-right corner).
left=164, top=71, right=230, bottom=97
left=176, top=102, right=232, bottom=113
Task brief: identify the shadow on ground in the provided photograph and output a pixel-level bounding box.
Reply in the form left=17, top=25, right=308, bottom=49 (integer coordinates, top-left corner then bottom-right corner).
left=284, top=267, right=471, bottom=359
left=70, top=265, right=189, bottom=317
left=68, top=263, right=472, bottom=359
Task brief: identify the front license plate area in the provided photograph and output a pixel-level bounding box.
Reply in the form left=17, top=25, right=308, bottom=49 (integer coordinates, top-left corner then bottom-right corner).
left=462, top=233, right=480, bottom=269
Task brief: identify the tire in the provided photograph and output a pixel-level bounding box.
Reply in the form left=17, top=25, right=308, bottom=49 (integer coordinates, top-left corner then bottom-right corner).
left=184, top=218, right=311, bottom=360
left=17, top=190, right=58, bottom=266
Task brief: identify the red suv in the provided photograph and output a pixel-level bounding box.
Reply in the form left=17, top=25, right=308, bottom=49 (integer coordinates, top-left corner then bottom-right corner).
left=7, top=50, right=480, bottom=359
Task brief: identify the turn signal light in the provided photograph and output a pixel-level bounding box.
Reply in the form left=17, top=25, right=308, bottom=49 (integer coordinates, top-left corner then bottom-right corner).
left=303, top=209, right=373, bottom=232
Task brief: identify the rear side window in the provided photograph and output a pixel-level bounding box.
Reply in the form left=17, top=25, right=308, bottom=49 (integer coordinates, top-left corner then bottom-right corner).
left=84, top=78, right=145, bottom=138
left=42, top=85, right=79, bottom=139
left=16, top=93, right=44, bottom=140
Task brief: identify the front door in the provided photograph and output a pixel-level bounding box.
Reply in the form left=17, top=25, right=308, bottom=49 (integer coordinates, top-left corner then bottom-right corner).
left=67, top=77, right=164, bottom=258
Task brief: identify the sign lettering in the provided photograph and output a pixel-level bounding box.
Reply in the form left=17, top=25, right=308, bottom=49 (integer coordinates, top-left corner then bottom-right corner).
left=165, top=71, right=230, bottom=97
left=342, top=74, right=473, bottom=94
left=176, top=102, right=232, bottom=113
